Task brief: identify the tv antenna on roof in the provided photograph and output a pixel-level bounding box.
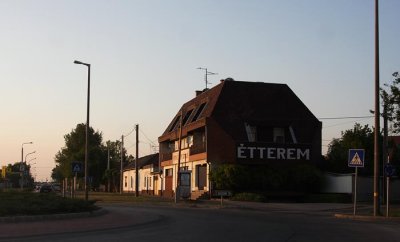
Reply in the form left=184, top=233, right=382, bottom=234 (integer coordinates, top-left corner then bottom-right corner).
left=197, top=67, right=217, bottom=89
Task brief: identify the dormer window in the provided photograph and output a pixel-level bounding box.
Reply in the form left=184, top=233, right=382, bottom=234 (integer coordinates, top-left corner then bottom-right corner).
left=245, top=123, right=257, bottom=142
left=168, top=115, right=181, bottom=132
left=273, top=128, right=285, bottom=143
left=191, top=102, right=207, bottom=122
left=182, top=109, right=194, bottom=125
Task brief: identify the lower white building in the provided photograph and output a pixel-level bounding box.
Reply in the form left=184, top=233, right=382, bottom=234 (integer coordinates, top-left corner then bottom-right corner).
left=122, top=153, right=160, bottom=195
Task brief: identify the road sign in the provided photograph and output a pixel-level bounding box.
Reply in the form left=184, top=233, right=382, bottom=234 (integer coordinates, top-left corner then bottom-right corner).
left=71, top=162, right=83, bottom=173
left=384, top=164, right=396, bottom=177
left=214, top=190, right=232, bottom=197
left=348, top=149, right=365, bottom=167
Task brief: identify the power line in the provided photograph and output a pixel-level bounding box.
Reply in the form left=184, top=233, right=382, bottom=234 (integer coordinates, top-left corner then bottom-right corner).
left=323, top=117, right=372, bottom=129
left=319, top=115, right=374, bottom=120
left=139, top=129, right=157, bottom=146
left=124, top=126, right=136, bottom=137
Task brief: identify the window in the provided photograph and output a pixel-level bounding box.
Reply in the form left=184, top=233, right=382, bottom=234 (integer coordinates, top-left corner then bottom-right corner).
left=273, top=128, right=285, bottom=143
left=168, top=142, right=175, bottom=151
left=187, top=135, right=193, bottom=147
left=165, top=168, right=173, bottom=177
left=191, top=103, right=207, bottom=122
left=245, top=123, right=257, bottom=142
left=169, top=115, right=181, bottom=132
left=124, top=176, right=127, bottom=187
left=182, top=109, right=194, bottom=125
left=130, top=176, right=133, bottom=188
left=175, top=137, right=190, bottom=150
left=257, top=126, right=272, bottom=142
left=180, top=166, right=188, bottom=171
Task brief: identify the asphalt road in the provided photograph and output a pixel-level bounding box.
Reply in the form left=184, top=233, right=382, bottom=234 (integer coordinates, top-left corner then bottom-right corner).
left=4, top=204, right=400, bottom=242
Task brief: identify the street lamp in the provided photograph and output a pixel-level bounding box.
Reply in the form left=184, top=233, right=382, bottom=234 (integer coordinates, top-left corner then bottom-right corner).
left=21, top=142, right=33, bottom=190
left=25, top=151, right=36, bottom=163
left=23, top=151, right=35, bottom=189
left=74, top=60, right=91, bottom=201
left=28, top=157, right=36, bottom=164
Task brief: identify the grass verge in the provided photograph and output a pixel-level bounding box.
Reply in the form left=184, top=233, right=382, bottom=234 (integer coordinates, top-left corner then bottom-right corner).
left=0, top=191, right=99, bottom=216
left=75, top=192, right=174, bottom=205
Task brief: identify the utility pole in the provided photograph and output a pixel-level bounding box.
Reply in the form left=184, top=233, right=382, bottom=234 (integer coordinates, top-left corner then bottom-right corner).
left=135, top=124, right=139, bottom=197
left=373, top=0, right=380, bottom=216
left=175, top=109, right=183, bottom=203
left=107, top=144, right=110, bottom=192
left=382, top=102, right=388, bottom=204
left=120, top=135, right=124, bottom=194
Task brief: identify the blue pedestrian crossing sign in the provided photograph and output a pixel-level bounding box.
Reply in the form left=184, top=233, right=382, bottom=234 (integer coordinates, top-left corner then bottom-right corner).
left=348, top=149, right=365, bottom=168
left=71, top=162, right=83, bottom=173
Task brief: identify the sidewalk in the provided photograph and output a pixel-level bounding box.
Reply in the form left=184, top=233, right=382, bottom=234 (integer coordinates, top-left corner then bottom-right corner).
left=215, top=200, right=400, bottom=222
left=213, top=199, right=357, bottom=215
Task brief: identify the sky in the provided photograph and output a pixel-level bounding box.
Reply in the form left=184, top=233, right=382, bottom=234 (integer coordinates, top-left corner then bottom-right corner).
left=0, top=0, right=399, bottom=182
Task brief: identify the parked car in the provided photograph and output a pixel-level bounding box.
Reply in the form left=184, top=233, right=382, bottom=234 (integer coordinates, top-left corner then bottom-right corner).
left=51, top=184, right=61, bottom=192
left=34, top=184, right=41, bottom=193
left=39, top=184, right=53, bottom=193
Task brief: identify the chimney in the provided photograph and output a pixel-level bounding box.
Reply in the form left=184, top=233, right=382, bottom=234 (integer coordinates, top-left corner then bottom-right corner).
left=195, top=90, right=202, bottom=96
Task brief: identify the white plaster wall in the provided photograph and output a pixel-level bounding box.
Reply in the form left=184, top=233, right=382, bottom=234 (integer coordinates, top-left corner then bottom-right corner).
left=122, top=169, right=136, bottom=192
left=321, top=173, right=352, bottom=194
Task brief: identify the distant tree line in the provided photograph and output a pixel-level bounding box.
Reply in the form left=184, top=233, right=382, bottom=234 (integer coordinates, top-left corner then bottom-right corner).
left=324, top=71, right=400, bottom=175
left=1, top=163, right=34, bottom=188
left=51, top=123, right=134, bottom=192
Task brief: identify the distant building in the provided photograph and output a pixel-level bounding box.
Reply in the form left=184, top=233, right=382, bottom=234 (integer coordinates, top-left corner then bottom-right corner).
left=158, top=79, right=322, bottom=199
left=122, top=153, right=160, bottom=195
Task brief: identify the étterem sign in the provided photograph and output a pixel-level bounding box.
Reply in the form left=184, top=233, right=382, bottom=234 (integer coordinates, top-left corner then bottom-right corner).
left=237, top=143, right=311, bottom=161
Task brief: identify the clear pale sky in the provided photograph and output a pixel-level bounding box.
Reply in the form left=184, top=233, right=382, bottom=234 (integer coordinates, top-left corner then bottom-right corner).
left=1, top=0, right=399, bottom=182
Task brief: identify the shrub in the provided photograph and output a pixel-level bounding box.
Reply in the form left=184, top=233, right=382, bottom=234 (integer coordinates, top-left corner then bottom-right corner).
left=210, top=163, right=323, bottom=194
left=0, top=191, right=98, bottom=216
left=287, top=164, right=323, bottom=193
left=231, top=192, right=266, bottom=202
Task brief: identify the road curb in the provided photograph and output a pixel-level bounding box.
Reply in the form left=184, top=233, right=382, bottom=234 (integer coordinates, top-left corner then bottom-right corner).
left=334, top=213, right=400, bottom=222
left=0, top=208, right=107, bottom=223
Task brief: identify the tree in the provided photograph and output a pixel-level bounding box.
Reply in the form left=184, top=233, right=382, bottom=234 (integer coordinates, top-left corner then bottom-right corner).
left=51, top=123, right=106, bottom=189
left=381, top=72, right=400, bottom=132
left=51, top=123, right=132, bottom=191
left=325, top=123, right=375, bottom=175
left=4, top=162, right=34, bottom=188
left=102, top=140, right=130, bottom=192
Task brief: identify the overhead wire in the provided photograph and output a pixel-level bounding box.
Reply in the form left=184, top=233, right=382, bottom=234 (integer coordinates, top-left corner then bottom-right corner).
left=139, top=128, right=157, bottom=146
left=323, top=117, right=373, bottom=128
left=319, top=115, right=374, bottom=120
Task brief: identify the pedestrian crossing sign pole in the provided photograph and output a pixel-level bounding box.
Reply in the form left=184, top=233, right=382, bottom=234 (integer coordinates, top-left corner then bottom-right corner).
left=71, top=162, right=82, bottom=199
left=348, top=149, right=365, bottom=215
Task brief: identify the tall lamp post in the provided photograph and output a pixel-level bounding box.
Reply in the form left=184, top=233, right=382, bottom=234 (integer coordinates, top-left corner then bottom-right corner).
left=21, top=142, right=33, bottom=190
left=74, top=60, right=91, bottom=201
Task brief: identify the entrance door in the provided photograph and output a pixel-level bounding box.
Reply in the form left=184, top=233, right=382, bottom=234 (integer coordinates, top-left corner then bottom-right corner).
left=197, top=164, right=207, bottom=190
left=154, top=176, right=158, bottom=195
left=164, top=168, right=173, bottom=197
